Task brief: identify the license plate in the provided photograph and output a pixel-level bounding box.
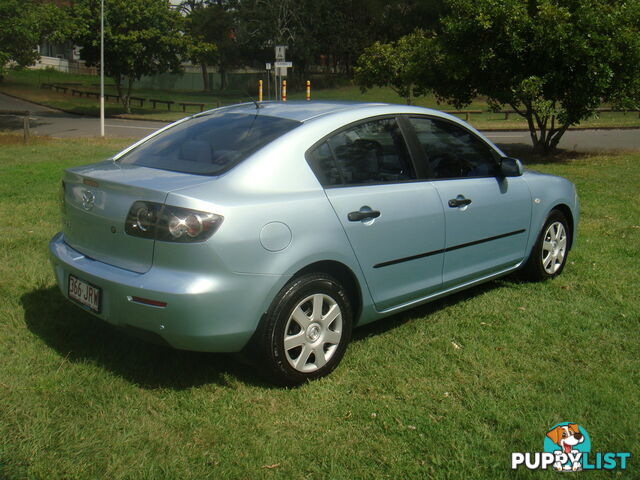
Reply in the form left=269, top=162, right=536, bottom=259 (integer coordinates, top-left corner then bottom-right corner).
left=68, top=274, right=101, bottom=313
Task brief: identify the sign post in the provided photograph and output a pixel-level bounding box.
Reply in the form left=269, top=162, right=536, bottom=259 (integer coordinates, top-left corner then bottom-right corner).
left=275, top=46, right=286, bottom=100
left=265, top=63, right=271, bottom=101
left=274, top=61, right=292, bottom=101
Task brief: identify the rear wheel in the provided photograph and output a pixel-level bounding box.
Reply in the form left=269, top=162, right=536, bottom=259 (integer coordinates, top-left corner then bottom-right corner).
left=524, top=210, right=570, bottom=281
left=259, top=273, right=352, bottom=386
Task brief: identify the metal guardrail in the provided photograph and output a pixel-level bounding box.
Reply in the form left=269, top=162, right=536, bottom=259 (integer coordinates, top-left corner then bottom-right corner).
left=0, top=109, right=31, bottom=144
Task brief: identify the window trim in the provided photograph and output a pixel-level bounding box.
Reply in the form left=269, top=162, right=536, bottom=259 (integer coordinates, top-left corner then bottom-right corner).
left=402, top=114, right=503, bottom=182
left=304, top=115, right=422, bottom=189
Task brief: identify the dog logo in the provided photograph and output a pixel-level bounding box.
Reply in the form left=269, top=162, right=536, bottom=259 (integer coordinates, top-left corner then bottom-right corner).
left=512, top=422, right=631, bottom=471
left=545, top=423, right=588, bottom=471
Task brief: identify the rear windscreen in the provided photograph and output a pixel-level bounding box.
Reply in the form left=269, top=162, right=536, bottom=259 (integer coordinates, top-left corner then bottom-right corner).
left=117, top=111, right=301, bottom=175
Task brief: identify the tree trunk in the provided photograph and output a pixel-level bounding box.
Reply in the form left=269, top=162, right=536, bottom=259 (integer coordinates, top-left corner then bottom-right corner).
left=408, top=83, right=414, bottom=105
left=121, top=76, right=134, bottom=114
left=514, top=103, right=567, bottom=155
left=200, top=62, right=209, bottom=91
left=548, top=124, right=570, bottom=151
left=115, top=75, right=125, bottom=112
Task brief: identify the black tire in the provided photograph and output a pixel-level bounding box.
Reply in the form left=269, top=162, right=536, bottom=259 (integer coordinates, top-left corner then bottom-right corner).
left=524, top=210, right=570, bottom=281
left=258, top=273, right=353, bottom=386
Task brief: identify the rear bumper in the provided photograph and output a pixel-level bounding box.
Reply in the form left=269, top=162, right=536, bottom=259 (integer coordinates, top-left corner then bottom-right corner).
left=48, top=232, right=285, bottom=352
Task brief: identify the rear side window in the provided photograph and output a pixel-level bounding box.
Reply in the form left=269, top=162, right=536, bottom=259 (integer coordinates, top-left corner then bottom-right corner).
left=307, top=117, right=416, bottom=186
left=408, top=117, right=498, bottom=179
left=118, top=112, right=301, bottom=175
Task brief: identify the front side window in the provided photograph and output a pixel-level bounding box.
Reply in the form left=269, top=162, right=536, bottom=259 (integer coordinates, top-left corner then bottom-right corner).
left=118, top=112, right=301, bottom=175
left=307, top=117, right=416, bottom=186
left=408, top=117, right=498, bottom=179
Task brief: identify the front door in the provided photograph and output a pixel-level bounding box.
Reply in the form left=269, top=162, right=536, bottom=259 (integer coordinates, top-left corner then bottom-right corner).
left=405, top=116, right=532, bottom=287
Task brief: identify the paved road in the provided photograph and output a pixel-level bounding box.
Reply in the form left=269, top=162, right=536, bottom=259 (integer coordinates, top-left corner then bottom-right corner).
left=1, top=93, right=639, bottom=150
left=0, top=93, right=164, bottom=138
left=484, top=129, right=640, bottom=152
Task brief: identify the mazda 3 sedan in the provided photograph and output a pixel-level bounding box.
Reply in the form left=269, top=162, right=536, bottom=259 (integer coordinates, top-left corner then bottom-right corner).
left=49, top=101, right=579, bottom=385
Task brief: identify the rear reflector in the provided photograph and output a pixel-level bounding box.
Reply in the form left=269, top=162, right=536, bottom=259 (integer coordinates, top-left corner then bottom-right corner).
left=83, top=178, right=99, bottom=187
left=128, top=296, right=167, bottom=308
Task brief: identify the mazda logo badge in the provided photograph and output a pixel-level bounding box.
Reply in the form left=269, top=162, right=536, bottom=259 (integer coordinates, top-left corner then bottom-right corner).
left=82, top=190, right=95, bottom=211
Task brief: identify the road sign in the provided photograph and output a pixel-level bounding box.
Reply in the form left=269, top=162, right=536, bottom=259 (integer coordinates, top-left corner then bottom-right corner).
left=274, top=61, right=293, bottom=68
left=275, top=45, right=286, bottom=61
left=266, top=63, right=272, bottom=70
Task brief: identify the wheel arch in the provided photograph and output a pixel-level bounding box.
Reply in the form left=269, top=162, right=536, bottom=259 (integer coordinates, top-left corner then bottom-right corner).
left=550, top=203, right=575, bottom=250
left=522, top=202, right=575, bottom=269
left=292, top=260, right=363, bottom=324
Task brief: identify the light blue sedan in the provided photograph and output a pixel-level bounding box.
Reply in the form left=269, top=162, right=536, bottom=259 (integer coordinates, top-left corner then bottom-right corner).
left=49, top=102, right=579, bottom=385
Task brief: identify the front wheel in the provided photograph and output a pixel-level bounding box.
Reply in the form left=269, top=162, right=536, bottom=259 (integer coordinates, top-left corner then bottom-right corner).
left=259, top=273, right=353, bottom=386
left=524, top=210, right=570, bottom=281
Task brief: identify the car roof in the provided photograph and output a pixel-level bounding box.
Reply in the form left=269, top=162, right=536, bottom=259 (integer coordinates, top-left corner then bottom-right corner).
left=200, top=100, right=503, bottom=158
left=211, top=101, right=441, bottom=123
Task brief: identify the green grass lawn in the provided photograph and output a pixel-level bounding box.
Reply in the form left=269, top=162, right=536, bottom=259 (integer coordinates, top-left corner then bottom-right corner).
left=2, top=68, right=640, bottom=129
left=0, top=136, right=638, bottom=479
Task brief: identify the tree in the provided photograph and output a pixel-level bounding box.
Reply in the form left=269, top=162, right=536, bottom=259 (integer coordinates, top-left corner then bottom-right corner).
left=433, top=0, right=640, bottom=153
left=0, top=0, right=70, bottom=80
left=180, top=1, right=219, bottom=91
left=355, top=0, right=640, bottom=154
left=234, top=0, right=397, bottom=79
left=72, top=0, right=187, bottom=112
left=180, top=0, right=239, bottom=91
left=354, top=30, right=435, bottom=104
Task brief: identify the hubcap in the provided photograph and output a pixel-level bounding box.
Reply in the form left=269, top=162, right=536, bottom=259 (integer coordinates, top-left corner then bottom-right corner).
left=283, top=294, right=342, bottom=373
left=541, top=221, right=567, bottom=274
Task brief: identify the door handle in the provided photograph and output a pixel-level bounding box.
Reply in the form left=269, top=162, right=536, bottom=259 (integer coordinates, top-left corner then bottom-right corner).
left=448, top=196, right=472, bottom=208
left=348, top=209, right=381, bottom=222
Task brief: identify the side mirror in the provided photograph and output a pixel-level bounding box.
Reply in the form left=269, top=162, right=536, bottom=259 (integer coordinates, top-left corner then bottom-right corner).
left=498, top=157, right=524, bottom=177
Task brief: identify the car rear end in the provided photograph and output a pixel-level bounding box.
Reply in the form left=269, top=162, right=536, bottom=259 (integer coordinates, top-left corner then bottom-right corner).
left=49, top=108, right=302, bottom=351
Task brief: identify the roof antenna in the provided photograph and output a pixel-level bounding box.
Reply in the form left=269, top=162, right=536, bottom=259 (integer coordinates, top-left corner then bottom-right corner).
left=245, top=90, right=263, bottom=109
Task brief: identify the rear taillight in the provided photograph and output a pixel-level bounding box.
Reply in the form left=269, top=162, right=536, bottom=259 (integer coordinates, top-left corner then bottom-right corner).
left=125, top=201, right=223, bottom=243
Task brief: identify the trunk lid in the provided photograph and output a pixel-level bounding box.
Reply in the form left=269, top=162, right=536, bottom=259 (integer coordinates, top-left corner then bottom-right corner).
left=61, top=160, right=212, bottom=273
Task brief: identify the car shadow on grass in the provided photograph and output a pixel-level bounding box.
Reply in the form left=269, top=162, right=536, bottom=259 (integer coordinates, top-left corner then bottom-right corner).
left=23, top=278, right=514, bottom=390
left=350, top=280, right=505, bottom=342
left=21, top=286, right=274, bottom=390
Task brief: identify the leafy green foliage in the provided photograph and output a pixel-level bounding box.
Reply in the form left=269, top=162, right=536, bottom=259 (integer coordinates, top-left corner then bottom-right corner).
left=0, top=0, right=70, bottom=79
left=354, top=31, right=437, bottom=104
left=355, top=0, right=640, bottom=154
left=233, top=0, right=446, bottom=78
left=435, top=0, right=640, bottom=153
left=180, top=0, right=239, bottom=91
left=72, top=0, right=186, bottom=112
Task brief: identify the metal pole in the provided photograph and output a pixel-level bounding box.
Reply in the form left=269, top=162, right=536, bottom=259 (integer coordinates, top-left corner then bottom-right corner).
left=100, top=0, right=105, bottom=137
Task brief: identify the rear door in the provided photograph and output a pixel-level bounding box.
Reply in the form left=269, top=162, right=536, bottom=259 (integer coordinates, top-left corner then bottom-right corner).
left=405, top=116, right=532, bottom=287
left=307, top=117, right=445, bottom=311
